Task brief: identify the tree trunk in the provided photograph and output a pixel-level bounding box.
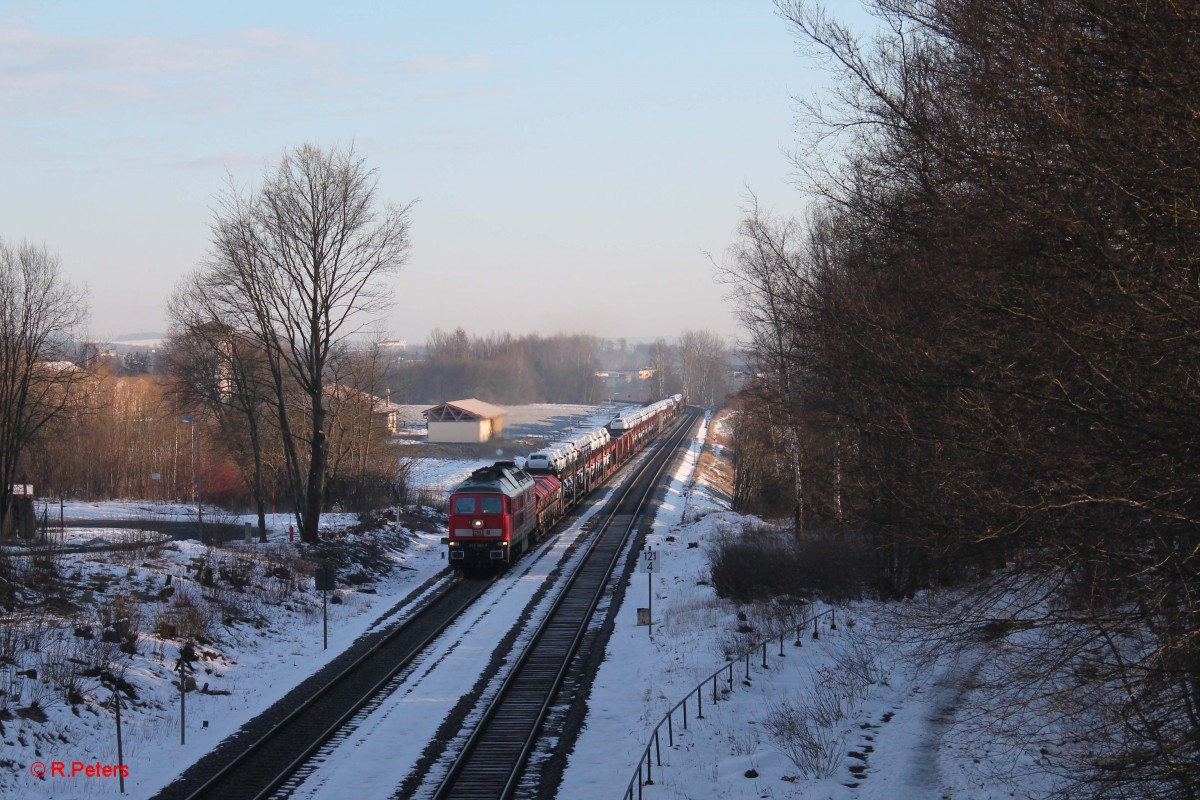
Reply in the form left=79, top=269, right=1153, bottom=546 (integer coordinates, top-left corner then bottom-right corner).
left=302, top=420, right=325, bottom=544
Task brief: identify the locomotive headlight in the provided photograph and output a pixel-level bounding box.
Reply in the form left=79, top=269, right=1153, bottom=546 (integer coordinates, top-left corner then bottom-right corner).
left=472, top=518, right=484, bottom=529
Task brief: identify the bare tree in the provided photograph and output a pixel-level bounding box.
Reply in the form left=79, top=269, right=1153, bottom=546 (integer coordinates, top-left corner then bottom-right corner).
left=407, top=329, right=599, bottom=404
left=199, top=144, right=414, bottom=543
left=679, top=329, right=729, bottom=408
left=323, top=335, right=406, bottom=510
left=26, top=371, right=190, bottom=501
left=0, top=240, right=88, bottom=538
left=718, top=196, right=819, bottom=536
left=164, top=278, right=280, bottom=542
left=765, top=1, right=1200, bottom=796
left=649, top=338, right=676, bottom=400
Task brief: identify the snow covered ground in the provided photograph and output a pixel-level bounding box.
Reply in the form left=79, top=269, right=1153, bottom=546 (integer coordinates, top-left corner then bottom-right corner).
left=406, top=457, right=496, bottom=496
left=0, top=402, right=631, bottom=799
left=390, top=402, right=625, bottom=441
left=557, top=413, right=1057, bottom=800
left=400, top=402, right=625, bottom=506
left=2, top=408, right=1057, bottom=800
left=2, top=511, right=452, bottom=799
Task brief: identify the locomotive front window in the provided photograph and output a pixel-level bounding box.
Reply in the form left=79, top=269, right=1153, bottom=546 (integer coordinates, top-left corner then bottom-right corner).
left=480, top=497, right=503, bottom=514
left=453, top=497, right=476, bottom=514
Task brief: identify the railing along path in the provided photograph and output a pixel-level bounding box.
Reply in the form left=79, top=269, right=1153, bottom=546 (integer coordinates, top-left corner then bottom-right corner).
left=623, top=606, right=839, bottom=800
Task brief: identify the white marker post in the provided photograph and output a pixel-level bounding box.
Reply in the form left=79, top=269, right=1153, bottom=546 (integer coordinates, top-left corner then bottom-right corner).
left=638, top=547, right=660, bottom=638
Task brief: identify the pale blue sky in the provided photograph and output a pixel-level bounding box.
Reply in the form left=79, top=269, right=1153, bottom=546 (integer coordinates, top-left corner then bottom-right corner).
left=1, top=1, right=860, bottom=345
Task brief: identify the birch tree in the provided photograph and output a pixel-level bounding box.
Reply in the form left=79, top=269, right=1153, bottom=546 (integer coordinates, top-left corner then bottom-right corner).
left=720, top=198, right=812, bottom=536
left=679, top=329, right=728, bottom=408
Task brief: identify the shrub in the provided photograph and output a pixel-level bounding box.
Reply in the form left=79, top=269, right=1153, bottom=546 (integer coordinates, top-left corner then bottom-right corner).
left=40, top=638, right=93, bottom=706
left=833, top=629, right=892, bottom=692
left=153, top=583, right=214, bottom=642
left=218, top=557, right=255, bottom=591
left=763, top=694, right=845, bottom=777
left=97, top=592, right=140, bottom=655
left=708, top=523, right=872, bottom=602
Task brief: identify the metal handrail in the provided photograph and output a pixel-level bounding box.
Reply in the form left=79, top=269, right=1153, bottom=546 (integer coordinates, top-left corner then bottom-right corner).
left=622, top=606, right=838, bottom=800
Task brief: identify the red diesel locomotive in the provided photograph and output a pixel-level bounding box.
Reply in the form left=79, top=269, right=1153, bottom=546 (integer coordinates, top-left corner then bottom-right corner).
left=446, top=395, right=683, bottom=574
left=445, top=462, right=562, bottom=569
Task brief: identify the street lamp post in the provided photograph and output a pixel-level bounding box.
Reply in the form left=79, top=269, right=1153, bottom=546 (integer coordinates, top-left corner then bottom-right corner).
left=180, top=416, right=203, bottom=543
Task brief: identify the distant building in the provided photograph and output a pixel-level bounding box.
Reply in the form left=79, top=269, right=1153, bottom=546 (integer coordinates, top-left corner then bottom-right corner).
left=327, top=384, right=400, bottom=435
left=423, top=399, right=507, bottom=443
left=372, top=394, right=399, bottom=435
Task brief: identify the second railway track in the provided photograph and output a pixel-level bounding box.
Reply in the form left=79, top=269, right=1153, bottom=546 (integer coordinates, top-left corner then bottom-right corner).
left=430, top=410, right=700, bottom=800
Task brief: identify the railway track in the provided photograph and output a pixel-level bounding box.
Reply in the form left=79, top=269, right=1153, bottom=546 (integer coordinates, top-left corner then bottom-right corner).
left=430, top=410, right=699, bottom=800
left=151, top=574, right=491, bottom=800
left=151, top=410, right=695, bottom=800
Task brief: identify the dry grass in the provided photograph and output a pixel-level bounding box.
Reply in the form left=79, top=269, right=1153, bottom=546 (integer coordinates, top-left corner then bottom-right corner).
left=693, top=409, right=735, bottom=508
left=762, top=688, right=847, bottom=778
left=658, top=595, right=731, bottom=644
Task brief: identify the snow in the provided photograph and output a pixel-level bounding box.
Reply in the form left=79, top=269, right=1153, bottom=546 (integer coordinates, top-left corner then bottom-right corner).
left=3, top=511, right=454, bottom=799
left=401, top=403, right=626, bottom=504
left=406, top=458, right=495, bottom=494
left=47, top=500, right=197, bottom=520
left=277, top=486, right=621, bottom=799
left=3, top=406, right=1061, bottom=800
left=389, top=402, right=623, bottom=438
left=556, top=413, right=1061, bottom=800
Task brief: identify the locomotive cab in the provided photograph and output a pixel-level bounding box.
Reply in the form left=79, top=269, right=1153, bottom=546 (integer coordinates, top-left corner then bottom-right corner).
left=447, top=492, right=510, bottom=568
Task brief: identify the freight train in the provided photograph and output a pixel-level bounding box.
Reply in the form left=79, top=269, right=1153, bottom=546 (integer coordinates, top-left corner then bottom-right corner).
left=446, top=395, right=684, bottom=574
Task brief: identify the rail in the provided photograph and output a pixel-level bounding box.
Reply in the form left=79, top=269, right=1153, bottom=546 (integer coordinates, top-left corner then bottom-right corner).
left=159, top=571, right=482, bottom=800
left=432, top=412, right=698, bottom=799
left=622, top=605, right=839, bottom=800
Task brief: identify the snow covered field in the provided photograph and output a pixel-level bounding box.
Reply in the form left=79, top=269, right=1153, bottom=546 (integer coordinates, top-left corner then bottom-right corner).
left=401, top=402, right=624, bottom=505
left=390, top=402, right=625, bottom=442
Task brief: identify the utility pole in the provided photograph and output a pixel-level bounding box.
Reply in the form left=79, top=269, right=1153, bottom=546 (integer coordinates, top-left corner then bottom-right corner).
left=181, top=417, right=203, bottom=543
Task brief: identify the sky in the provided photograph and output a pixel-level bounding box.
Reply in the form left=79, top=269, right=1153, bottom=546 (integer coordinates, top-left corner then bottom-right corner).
left=0, top=1, right=863, bottom=346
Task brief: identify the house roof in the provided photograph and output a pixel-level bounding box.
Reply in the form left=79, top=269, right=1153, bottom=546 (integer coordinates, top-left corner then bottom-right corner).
left=326, top=384, right=396, bottom=415
left=423, top=398, right=507, bottom=422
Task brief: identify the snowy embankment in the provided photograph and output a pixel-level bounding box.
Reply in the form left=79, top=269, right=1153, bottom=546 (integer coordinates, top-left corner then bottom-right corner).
left=558, top=412, right=1056, bottom=800
left=3, top=511, right=451, bottom=800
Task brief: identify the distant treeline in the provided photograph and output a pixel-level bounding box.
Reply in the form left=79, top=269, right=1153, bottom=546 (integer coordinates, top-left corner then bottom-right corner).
left=391, top=328, right=731, bottom=407
left=393, top=329, right=604, bottom=404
